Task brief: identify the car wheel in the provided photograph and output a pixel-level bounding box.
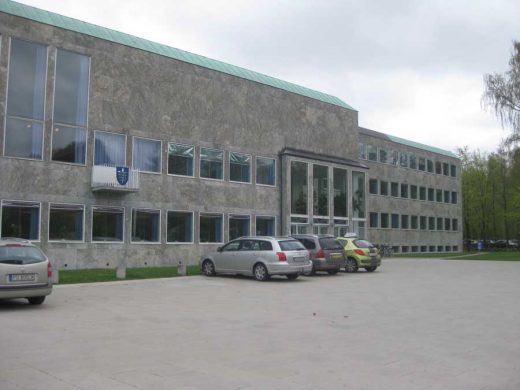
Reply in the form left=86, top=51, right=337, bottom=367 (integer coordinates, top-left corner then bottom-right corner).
left=202, top=260, right=216, bottom=276
left=253, top=263, right=269, bottom=281
left=327, top=269, right=339, bottom=275
left=365, top=266, right=377, bottom=272
left=286, top=274, right=299, bottom=280
left=27, top=296, right=46, bottom=305
left=345, top=257, right=358, bottom=273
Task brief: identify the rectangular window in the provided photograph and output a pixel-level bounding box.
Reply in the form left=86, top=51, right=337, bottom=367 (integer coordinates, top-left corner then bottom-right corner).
left=168, top=143, right=194, bottom=176
left=1, top=201, right=40, bottom=240
left=52, top=49, right=89, bottom=164
left=429, top=245, right=436, bottom=252
left=418, top=157, right=426, bottom=171
left=411, top=246, right=419, bottom=252
left=94, top=131, right=126, bottom=166
left=450, top=164, right=457, bottom=177
left=5, top=39, right=47, bottom=160
left=359, top=143, right=367, bottom=160
left=379, top=148, right=388, bottom=164
left=352, top=171, right=366, bottom=219
left=369, top=212, right=378, bottom=228
left=369, top=179, right=378, bottom=195
left=427, top=159, right=434, bottom=173
left=443, top=163, right=450, bottom=176
left=421, top=246, right=427, bottom=252
left=437, top=217, right=443, bottom=231
left=167, top=211, right=193, bottom=243
left=419, top=186, right=426, bottom=200
left=428, top=188, right=435, bottom=202
left=200, top=147, right=223, bottom=180
left=200, top=213, right=223, bottom=243
left=131, top=209, right=160, bottom=243
left=437, top=245, right=443, bottom=252
left=452, top=192, right=458, bottom=204
left=401, top=184, right=408, bottom=198
left=400, top=153, right=408, bottom=168
left=436, top=189, right=443, bottom=202
left=380, top=181, right=389, bottom=196
left=333, top=168, right=347, bottom=217
left=380, top=213, right=389, bottom=228
left=401, top=215, right=409, bottom=229
left=367, top=145, right=377, bottom=161
left=256, top=216, right=275, bottom=236
left=410, top=185, right=418, bottom=199
left=444, top=190, right=450, bottom=203
left=391, top=214, right=399, bottom=229
left=391, top=182, right=399, bottom=197
left=390, top=150, right=399, bottom=165
left=411, top=215, right=418, bottom=230
left=230, top=152, right=251, bottom=183
left=92, top=207, right=124, bottom=242
left=420, top=216, right=427, bottom=230
left=452, top=219, right=458, bottom=231
left=428, top=217, right=435, bottom=230
left=229, top=215, right=250, bottom=240
left=49, top=204, right=84, bottom=241
left=256, top=157, right=275, bottom=186
left=409, top=154, right=417, bottom=169
left=444, top=218, right=451, bottom=231
left=313, top=165, right=329, bottom=216
left=435, top=161, right=442, bottom=174
left=291, top=161, right=308, bottom=215
left=133, top=138, right=161, bottom=173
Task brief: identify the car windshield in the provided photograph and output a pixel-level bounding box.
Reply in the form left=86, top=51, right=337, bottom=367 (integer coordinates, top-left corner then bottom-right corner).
left=0, top=246, right=46, bottom=264
left=319, top=237, right=343, bottom=250
left=353, top=239, right=374, bottom=249
left=279, top=240, right=306, bottom=251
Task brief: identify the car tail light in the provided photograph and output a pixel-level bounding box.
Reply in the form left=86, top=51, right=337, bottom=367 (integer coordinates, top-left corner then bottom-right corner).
left=5, top=243, right=22, bottom=247
left=47, top=261, right=52, bottom=278
left=276, top=252, right=287, bottom=262
left=354, top=249, right=365, bottom=256
left=316, top=249, right=325, bottom=259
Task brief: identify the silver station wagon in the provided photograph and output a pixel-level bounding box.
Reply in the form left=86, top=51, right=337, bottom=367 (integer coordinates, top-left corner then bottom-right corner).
left=0, top=238, right=53, bottom=305
left=200, top=236, right=312, bottom=281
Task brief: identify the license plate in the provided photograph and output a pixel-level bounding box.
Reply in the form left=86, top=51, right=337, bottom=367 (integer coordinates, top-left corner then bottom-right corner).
left=9, top=273, right=36, bottom=282
left=293, top=257, right=305, bottom=262
left=331, top=253, right=342, bottom=260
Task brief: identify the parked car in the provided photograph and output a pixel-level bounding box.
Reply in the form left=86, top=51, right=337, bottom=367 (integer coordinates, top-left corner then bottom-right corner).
left=0, top=238, right=53, bottom=305
left=200, top=236, right=312, bottom=281
left=336, top=236, right=381, bottom=272
left=290, top=234, right=345, bottom=275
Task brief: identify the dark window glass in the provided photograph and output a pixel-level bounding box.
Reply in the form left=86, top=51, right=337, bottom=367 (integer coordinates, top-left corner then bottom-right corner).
left=379, top=148, right=388, bottom=163
left=256, top=217, right=275, bottom=236
left=391, top=182, right=399, bottom=197
left=436, top=189, right=443, bottom=202
left=256, top=157, right=275, bottom=185
left=319, top=238, right=343, bottom=250
left=259, top=240, right=273, bottom=251
left=279, top=240, right=306, bottom=251
left=296, top=238, right=316, bottom=250
left=352, top=171, right=366, bottom=219
left=229, top=216, right=250, bottom=240
left=333, top=168, right=347, bottom=217
left=411, top=216, right=418, bottom=229
left=369, top=179, right=378, bottom=194
left=230, top=152, right=251, bottom=183
left=452, top=219, right=458, bottom=231
left=399, top=153, right=408, bottom=167
left=410, top=185, right=418, bottom=199
left=132, top=209, right=160, bottom=242
left=444, top=191, right=450, bottom=203
left=1, top=202, right=40, bottom=240
left=420, top=216, right=427, bottom=230
left=409, top=154, right=417, bottom=169
left=428, top=188, right=435, bottom=201
left=445, top=218, right=451, bottom=231
left=52, top=125, right=86, bottom=164
left=381, top=213, right=389, bottom=228
left=92, top=207, right=123, bottom=242
left=450, top=164, right=457, bottom=177
left=428, top=217, right=435, bottom=230
left=419, top=186, right=426, bottom=200
left=133, top=138, right=161, bottom=173
left=167, top=211, right=193, bottom=243
left=401, top=184, right=408, bottom=198
left=359, top=143, right=367, bottom=160
left=200, top=214, right=222, bottom=243
left=380, top=181, right=389, bottom=196
left=391, top=214, right=399, bottom=229
left=95, top=132, right=125, bottom=166
left=49, top=205, right=84, bottom=241
left=443, top=163, right=450, bottom=176
left=437, top=217, right=443, bottom=230
left=5, top=118, right=43, bottom=159
left=427, top=160, right=434, bottom=173
left=168, top=143, right=194, bottom=176
left=313, top=165, right=329, bottom=216
left=452, top=192, right=457, bottom=204
left=435, top=161, right=442, bottom=174
left=200, top=148, right=223, bottom=180
left=291, top=161, right=308, bottom=215
left=367, top=145, right=377, bottom=161
left=401, top=215, right=409, bottom=229
left=418, top=157, right=426, bottom=171
left=369, top=212, right=378, bottom=228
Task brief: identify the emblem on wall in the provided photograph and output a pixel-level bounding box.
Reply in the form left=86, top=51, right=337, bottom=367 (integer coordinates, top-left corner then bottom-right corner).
left=116, top=167, right=129, bottom=185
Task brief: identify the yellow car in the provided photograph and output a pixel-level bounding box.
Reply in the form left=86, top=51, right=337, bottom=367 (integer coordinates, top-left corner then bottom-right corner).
left=336, top=236, right=381, bottom=273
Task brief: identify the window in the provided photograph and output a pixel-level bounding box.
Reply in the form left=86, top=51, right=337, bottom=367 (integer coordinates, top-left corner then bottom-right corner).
left=401, top=215, right=409, bottom=229
left=256, top=216, right=275, bottom=236
left=390, top=150, right=399, bottom=165
left=391, top=214, right=399, bottom=229
left=437, top=217, right=443, bottom=231
left=200, top=214, right=223, bottom=243
left=4, top=39, right=46, bottom=160
left=133, top=138, right=161, bottom=173
left=369, top=179, right=378, bottom=194
left=291, top=161, right=308, bottom=215
left=409, top=154, right=417, bottom=169
left=369, top=212, right=378, bottom=228
left=420, top=216, right=427, bottom=230
left=256, top=157, right=275, bottom=186
left=94, top=131, right=125, bottom=166
left=229, top=215, right=250, bottom=240
left=333, top=168, right=347, bottom=218
left=391, top=182, right=399, bottom=197
left=452, top=219, right=458, bottom=231
left=400, top=153, right=408, bottom=168
left=428, top=217, right=435, bottom=230
left=52, top=49, right=89, bottom=164
left=359, top=143, right=367, bottom=160
left=444, top=191, right=450, bottom=203
left=443, top=163, right=450, bottom=176
left=401, top=184, right=408, bottom=198
left=313, top=165, right=329, bottom=217
left=168, top=143, right=194, bottom=176
left=410, top=185, right=418, bottom=199
left=352, top=171, right=366, bottom=219
left=200, top=147, right=223, bottom=180
left=450, top=164, right=457, bottom=177
left=411, top=246, right=419, bottom=252
left=380, top=181, right=389, bottom=196
left=380, top=213, right=389, bottom=228
left=367, top=145, right=377, bottom=161
left=427, top=159, right=434, bottom=173
left=131, top=209, right=160, bottom=242
left=167, top=211, right=193, bottom=243
left=230, top=152, right=251, bottom=183
left=436, top=189, right=443, bottom=202
left=1, top=201, right=40, bottom=240
left=418, top=157, right=426, bottom=171
left=411, top=215, right=418, bottom=230
left=421, top=245, right=427, bottom=252
left=435, top=161, right=442, bottom=174
left=92, top=207, right=123, bottom=242
left=452, top=192, right=458, bottom=204
left=444, top=218, right=451, bottom=231
left=379, top=148, right=388, bottom=164
left=49, top=204, right=84, bottom=241
left=428, top=188, right=435, bottom=202
left=429, top=245, right=436, bottom=252
left=419, top=186, right=426, bottom=200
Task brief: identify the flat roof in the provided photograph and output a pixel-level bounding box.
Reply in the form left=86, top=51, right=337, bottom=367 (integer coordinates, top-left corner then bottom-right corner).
left=0, top=0, right=354, bottom=111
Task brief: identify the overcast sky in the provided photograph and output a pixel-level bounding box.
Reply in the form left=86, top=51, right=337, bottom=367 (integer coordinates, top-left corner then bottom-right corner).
left=16, top=0, right=520, bottom=154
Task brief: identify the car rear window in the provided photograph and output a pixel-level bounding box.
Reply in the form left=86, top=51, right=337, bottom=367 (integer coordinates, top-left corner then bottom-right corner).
left=296, top=238, right=316, bottom=250
left=353, top=239, right=374, bottom=249
left=318, top=237, right=344, bottom=250
left=278, top=240, right=306, bottom=251
left=0, top=246, right=46, bottom=264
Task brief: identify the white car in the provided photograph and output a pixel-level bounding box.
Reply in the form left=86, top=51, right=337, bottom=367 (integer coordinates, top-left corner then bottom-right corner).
left=0, top=238, right=53, bottom=305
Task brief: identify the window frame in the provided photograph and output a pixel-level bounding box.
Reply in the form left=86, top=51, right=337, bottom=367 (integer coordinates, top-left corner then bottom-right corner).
left=132, top=136, right=163, bottom=174
left=48, top=203, right=85, bottom=243
left=0, top=199, right=42, bottom=242
left=255, top=215, right=277, bottom=236
left=199, top=212, right=224, bottom=244
left=199, top=147, right=224, bottom=181
left=228, top=214, right=251, bottom=241
left=167, top=142, right=195, bottom=177
left=255, top=156, right=276, bottom=187
left=91, top=206, right=125, bottom=244
left=93, top=130, right=127, bottom=167
left=130, top=208, right=161, bottom=244
left=229, top=151, right=252, bottom=184
left=166, top=210, right=194, bottom=244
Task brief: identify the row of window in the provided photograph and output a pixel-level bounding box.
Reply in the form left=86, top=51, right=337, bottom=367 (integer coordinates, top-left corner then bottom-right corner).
left=0, top=201, right=276, bottom=244
left=359, top=143, right=457, bottom=177
left=377, top=245, right=460, bottom=253
left=369, top=212, right=459, bottom=231
left=368, top=179, right=458, bottom=204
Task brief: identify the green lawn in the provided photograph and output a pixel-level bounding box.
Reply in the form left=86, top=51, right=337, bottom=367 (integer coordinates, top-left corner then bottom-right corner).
left=393, top=251, right=520, bottom=261
left=58, top=265, right=201, bottom=284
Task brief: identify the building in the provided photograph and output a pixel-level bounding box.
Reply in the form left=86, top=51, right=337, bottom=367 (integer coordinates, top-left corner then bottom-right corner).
left=0, top=0, right=462, bottom=269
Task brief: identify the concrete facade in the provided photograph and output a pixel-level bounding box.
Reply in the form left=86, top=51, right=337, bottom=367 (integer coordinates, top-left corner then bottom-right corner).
left=0, top=2, right=462, bottom=269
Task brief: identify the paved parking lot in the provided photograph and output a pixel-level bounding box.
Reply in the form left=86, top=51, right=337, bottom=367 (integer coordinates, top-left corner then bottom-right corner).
left=1, top=258, right=520, bottom=390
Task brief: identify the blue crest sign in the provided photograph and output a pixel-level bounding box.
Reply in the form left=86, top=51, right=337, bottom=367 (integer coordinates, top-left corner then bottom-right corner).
left=116, top=167, right=129, bottom=185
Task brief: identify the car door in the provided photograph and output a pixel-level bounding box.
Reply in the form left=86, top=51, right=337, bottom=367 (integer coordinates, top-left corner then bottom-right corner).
left=232, top=239, right=258, bottom=273
left=214, top=240, right=241, bottom=272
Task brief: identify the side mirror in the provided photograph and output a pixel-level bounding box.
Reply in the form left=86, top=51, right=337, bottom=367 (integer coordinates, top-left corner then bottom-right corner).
left=217, top=246, right=223, bottom=252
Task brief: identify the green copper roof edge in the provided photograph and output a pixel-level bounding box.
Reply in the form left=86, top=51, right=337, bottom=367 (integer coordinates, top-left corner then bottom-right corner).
left=0, top=0, right=354, bottom=111
left=386, top=134, right=459, bottom=159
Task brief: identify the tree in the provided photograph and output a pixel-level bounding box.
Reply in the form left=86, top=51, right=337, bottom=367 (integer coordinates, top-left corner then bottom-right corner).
left=483, top=41, right=520, bottom=142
